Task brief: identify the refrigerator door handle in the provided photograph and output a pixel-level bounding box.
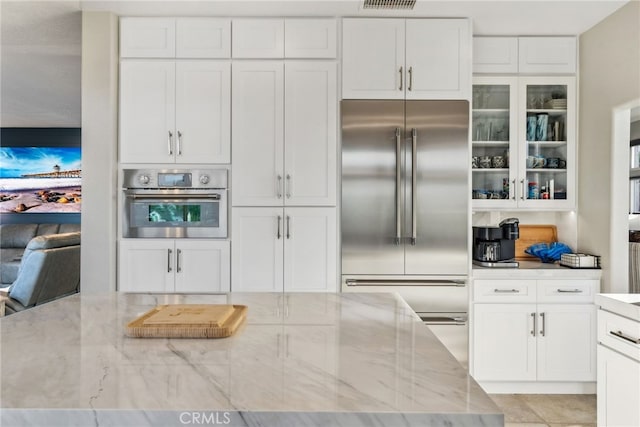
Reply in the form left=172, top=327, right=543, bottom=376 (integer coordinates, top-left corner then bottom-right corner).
left=411, top=128, right=417, bottom=246
left=395, top=127, right=402, bottom=245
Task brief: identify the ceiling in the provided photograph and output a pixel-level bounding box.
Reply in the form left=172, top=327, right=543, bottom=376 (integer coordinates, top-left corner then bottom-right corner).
left=0, top=0, right=631, bottom=128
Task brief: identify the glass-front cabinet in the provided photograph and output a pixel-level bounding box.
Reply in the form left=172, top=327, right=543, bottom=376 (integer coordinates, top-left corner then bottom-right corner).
left=472, top=76, right=576, bottom=210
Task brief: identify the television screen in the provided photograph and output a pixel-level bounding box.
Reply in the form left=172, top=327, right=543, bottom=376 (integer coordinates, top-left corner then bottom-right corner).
left=0, top=147, right=81, bottom=213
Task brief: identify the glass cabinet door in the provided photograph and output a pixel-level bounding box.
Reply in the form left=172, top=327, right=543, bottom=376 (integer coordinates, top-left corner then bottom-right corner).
left=471, top=77, right=518, bottom=209
left=519, top=76, right=575, bottom=209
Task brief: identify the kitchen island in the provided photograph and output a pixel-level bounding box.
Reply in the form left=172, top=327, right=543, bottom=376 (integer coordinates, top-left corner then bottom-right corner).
left=1, top=292, right=502, bottom=426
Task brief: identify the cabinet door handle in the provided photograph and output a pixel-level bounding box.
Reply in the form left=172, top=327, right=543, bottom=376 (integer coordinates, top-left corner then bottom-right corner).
left=286, top=215, right=291, bottom=239
left=277, top=215, right=282, bottom=239
left=494, top=288, right=520, bottom=293
left=286, top=174, right=292, bottom=199
left=520, top=179, right=525, bottom=200
left=531, top=312, right=536, bottom=337
left=167, top=249, right=173, bottom=273
left=177, top=131, right=182, bottom=155
left=511, top=179, right=516, bottom=200
left=176, top=249, right=182, bottom=273
left=540, top=312, right=546, bottom=337
left=168, top=131, right=174, bottom=155
left=408, top=66, right=413, bottom=91
left=610, top=330, right=640, bottom=344
left=395, top=127, right=402, bottom=245
left=557, top=288, right=583, bottom=293
left=276, top=175, right=283, bottom=199
left=399, top=66, right=403, bottom=90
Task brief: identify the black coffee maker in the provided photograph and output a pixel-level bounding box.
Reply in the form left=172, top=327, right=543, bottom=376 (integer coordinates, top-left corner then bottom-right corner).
left=472, top=218, right=520, bottom=267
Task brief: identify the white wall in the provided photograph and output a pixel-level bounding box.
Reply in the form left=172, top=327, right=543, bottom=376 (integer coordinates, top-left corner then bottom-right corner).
left=578, top=1, right=640, bottom=292
left=80, top=12, right=119, bottom=293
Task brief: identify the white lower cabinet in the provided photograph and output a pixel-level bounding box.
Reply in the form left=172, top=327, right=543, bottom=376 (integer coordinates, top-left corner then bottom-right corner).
left=231, top=207, right=337, bottom=292
left=119, top=239, right=230, bottom=292
left=472, top=277, right=598, bottom=391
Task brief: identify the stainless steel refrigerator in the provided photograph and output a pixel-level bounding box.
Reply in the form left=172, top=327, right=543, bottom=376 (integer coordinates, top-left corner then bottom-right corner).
left=341, top=100, right=470, bottom=367
left=341, top=100, right=469, bottom=277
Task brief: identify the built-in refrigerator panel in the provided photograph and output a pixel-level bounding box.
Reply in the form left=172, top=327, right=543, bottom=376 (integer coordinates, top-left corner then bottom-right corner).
left=341, top=100, right=406, bottom=274
left=404, top=101, right=469, bottom=275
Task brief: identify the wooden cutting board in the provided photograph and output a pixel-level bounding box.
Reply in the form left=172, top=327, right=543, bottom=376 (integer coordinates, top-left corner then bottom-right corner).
left=125, top=304, right=247, bottom=338
left=515, top=225, right=558, bottom=260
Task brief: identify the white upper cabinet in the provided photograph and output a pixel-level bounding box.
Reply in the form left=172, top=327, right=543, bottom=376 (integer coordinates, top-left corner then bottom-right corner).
left=518, top=37, right=577, bottom=74
left=473, top=37, right=519, bottom=74
left=342, top=18, right=471, bottom=100
left=284, top=19, right=337, bottom=58
left=232, top=19, right=285, bottom=58
left=121, top=18, right=176, bottom=58
left=176, top=18, right=231, bottom=58
left=120, top=17, right=231, bottom=58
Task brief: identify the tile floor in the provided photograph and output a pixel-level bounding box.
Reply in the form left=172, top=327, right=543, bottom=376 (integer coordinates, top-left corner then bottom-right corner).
left=489, top=394, right=597, bottom=427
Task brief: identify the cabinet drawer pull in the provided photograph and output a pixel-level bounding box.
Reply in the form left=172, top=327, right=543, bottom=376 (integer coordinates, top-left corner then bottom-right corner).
left=531, top=312, right=536, bottom=337
left=494, top=288, right=520, bottom=293
left=399, top=66, right=403, bottom=90
left=557, top=288, right=583, bottom=293
left=176, top=249, right=182, bottom=273
left=167, top=249, right=173, bottom=273
left=511, top=179, right=516, bottom=200
left=520, top=179, right=525, bottom=200
left=167, top=131, right=174, bottom=156
left=610, top=330, right=640, bottom=344
left=276, top=175, right=283, bottom=199
left=408, top=66, right=413, bottom=91
left=177, top=131, right=183, bottom=155
left=540, top=312, right=546, bottom=337
left=277, top=215, right=282, bottom=240
left=286, top=174, right=292, bottom=199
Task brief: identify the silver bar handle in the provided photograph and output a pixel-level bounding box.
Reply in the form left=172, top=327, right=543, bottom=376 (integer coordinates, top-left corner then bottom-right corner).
left=345, top=279, right=465, bottom=287
left=521, top=179, right=526, bottom=200
left=126, top=194, right=221, bottom=200
left=399, top=66, right=403, bottom=91
left=177, top=131, right=182, bottom=155
left=411, top=128, right=417, bottom=246
left=176, top=249, right=182, bottom=273
left=277, top=175, right=283, bottom=199
left=531, top=313, right=537, bottom=336
left=395, top=127, right=402, bottom=245
left=277, top=215, right=282, bottom=239
left=168, top=131, right=173, bottom=155
left=610, top=330, right=640, bottom=344
left=286, top=174, right=292, bottom=199
left=557, top=288, right=583, bottom=293
left=540, top=312, right=546, bottom=337
left=494, top=288, right=520, bottom=293
left=421, top=316, right=467, bottom=326
left=511, top=179, right=516, bottom=200
left=286, top=215, right=291, bottom=239
left=408, top=66, right=413, bottom=91
left=167, top=249, right=173, bottom=273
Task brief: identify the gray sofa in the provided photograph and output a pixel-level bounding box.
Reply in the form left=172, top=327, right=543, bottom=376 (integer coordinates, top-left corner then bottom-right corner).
left=1, top=224, right=81, bottom=315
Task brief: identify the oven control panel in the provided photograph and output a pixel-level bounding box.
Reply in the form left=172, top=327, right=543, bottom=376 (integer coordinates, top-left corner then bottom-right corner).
left=123, top=169, right=228, bottom=189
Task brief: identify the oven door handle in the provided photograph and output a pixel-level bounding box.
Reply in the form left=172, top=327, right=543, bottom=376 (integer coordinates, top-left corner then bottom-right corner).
left=124, top=193, right=221, bottom=200
left=345, top=279, right=466, bottom=287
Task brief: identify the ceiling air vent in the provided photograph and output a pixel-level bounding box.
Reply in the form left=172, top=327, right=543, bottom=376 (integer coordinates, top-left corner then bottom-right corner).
left=363, top=0, right=416, bottom=9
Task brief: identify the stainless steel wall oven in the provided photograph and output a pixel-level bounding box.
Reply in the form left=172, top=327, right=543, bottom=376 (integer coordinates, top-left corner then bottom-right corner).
left=122, top=169, right=228, bottom=238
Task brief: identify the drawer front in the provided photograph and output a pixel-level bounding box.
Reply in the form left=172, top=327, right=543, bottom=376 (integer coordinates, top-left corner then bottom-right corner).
left=599, top=309, right=640, bottom=362
left=537, top=279, right=598, bottom=303
left=473, top=279, right=536, bottom=303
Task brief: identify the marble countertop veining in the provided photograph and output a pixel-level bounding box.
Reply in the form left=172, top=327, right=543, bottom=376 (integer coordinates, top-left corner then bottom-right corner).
left=0, top=292, right=503, bottom=427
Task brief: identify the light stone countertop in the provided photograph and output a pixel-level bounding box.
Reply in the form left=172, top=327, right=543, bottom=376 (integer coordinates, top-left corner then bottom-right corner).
left=473, top=260, right=602, bottom=279
left=0, top=292, right=503, bottom=427
left=595, top=293, right=640, bottom=321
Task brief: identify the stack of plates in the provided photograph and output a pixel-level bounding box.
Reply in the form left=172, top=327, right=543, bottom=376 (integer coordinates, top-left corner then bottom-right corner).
left=545, top=99, right=567, bottom=109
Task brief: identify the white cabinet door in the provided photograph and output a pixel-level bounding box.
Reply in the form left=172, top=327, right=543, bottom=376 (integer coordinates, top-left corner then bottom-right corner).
left=118, top=240, right=174, bottom=292
left=120, top=60, right=176, bottom=163
left=231, top=208, right=284, bottom=292
left=284, top=62, right=337, bottom=206
left=342, top=18, right=404, bottom=100
left=473, top=37, right=519, bottom=74
left=176, top=18, right=231, bottom=58
left=232, top=62, right=284, bottom=206
left=283, top=207, right=337, bottom=292
left=598, top=345, right=640, bottom=427
left=175, top=61, right=231, bottom=164
left=284, top=19, right=337, bottom=58
left=405, top=19, right=471, bottom=100
left=518, top=37, right=577, bottom=74
left=232, top=19, right=284, bottom=58
left=536, top=304, right=596, bottom=381
left=473, top=303, right=536, bottom=381
left=175, top=240, right=230, bottom=293
left=120, top=18, right=176, bottom=58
